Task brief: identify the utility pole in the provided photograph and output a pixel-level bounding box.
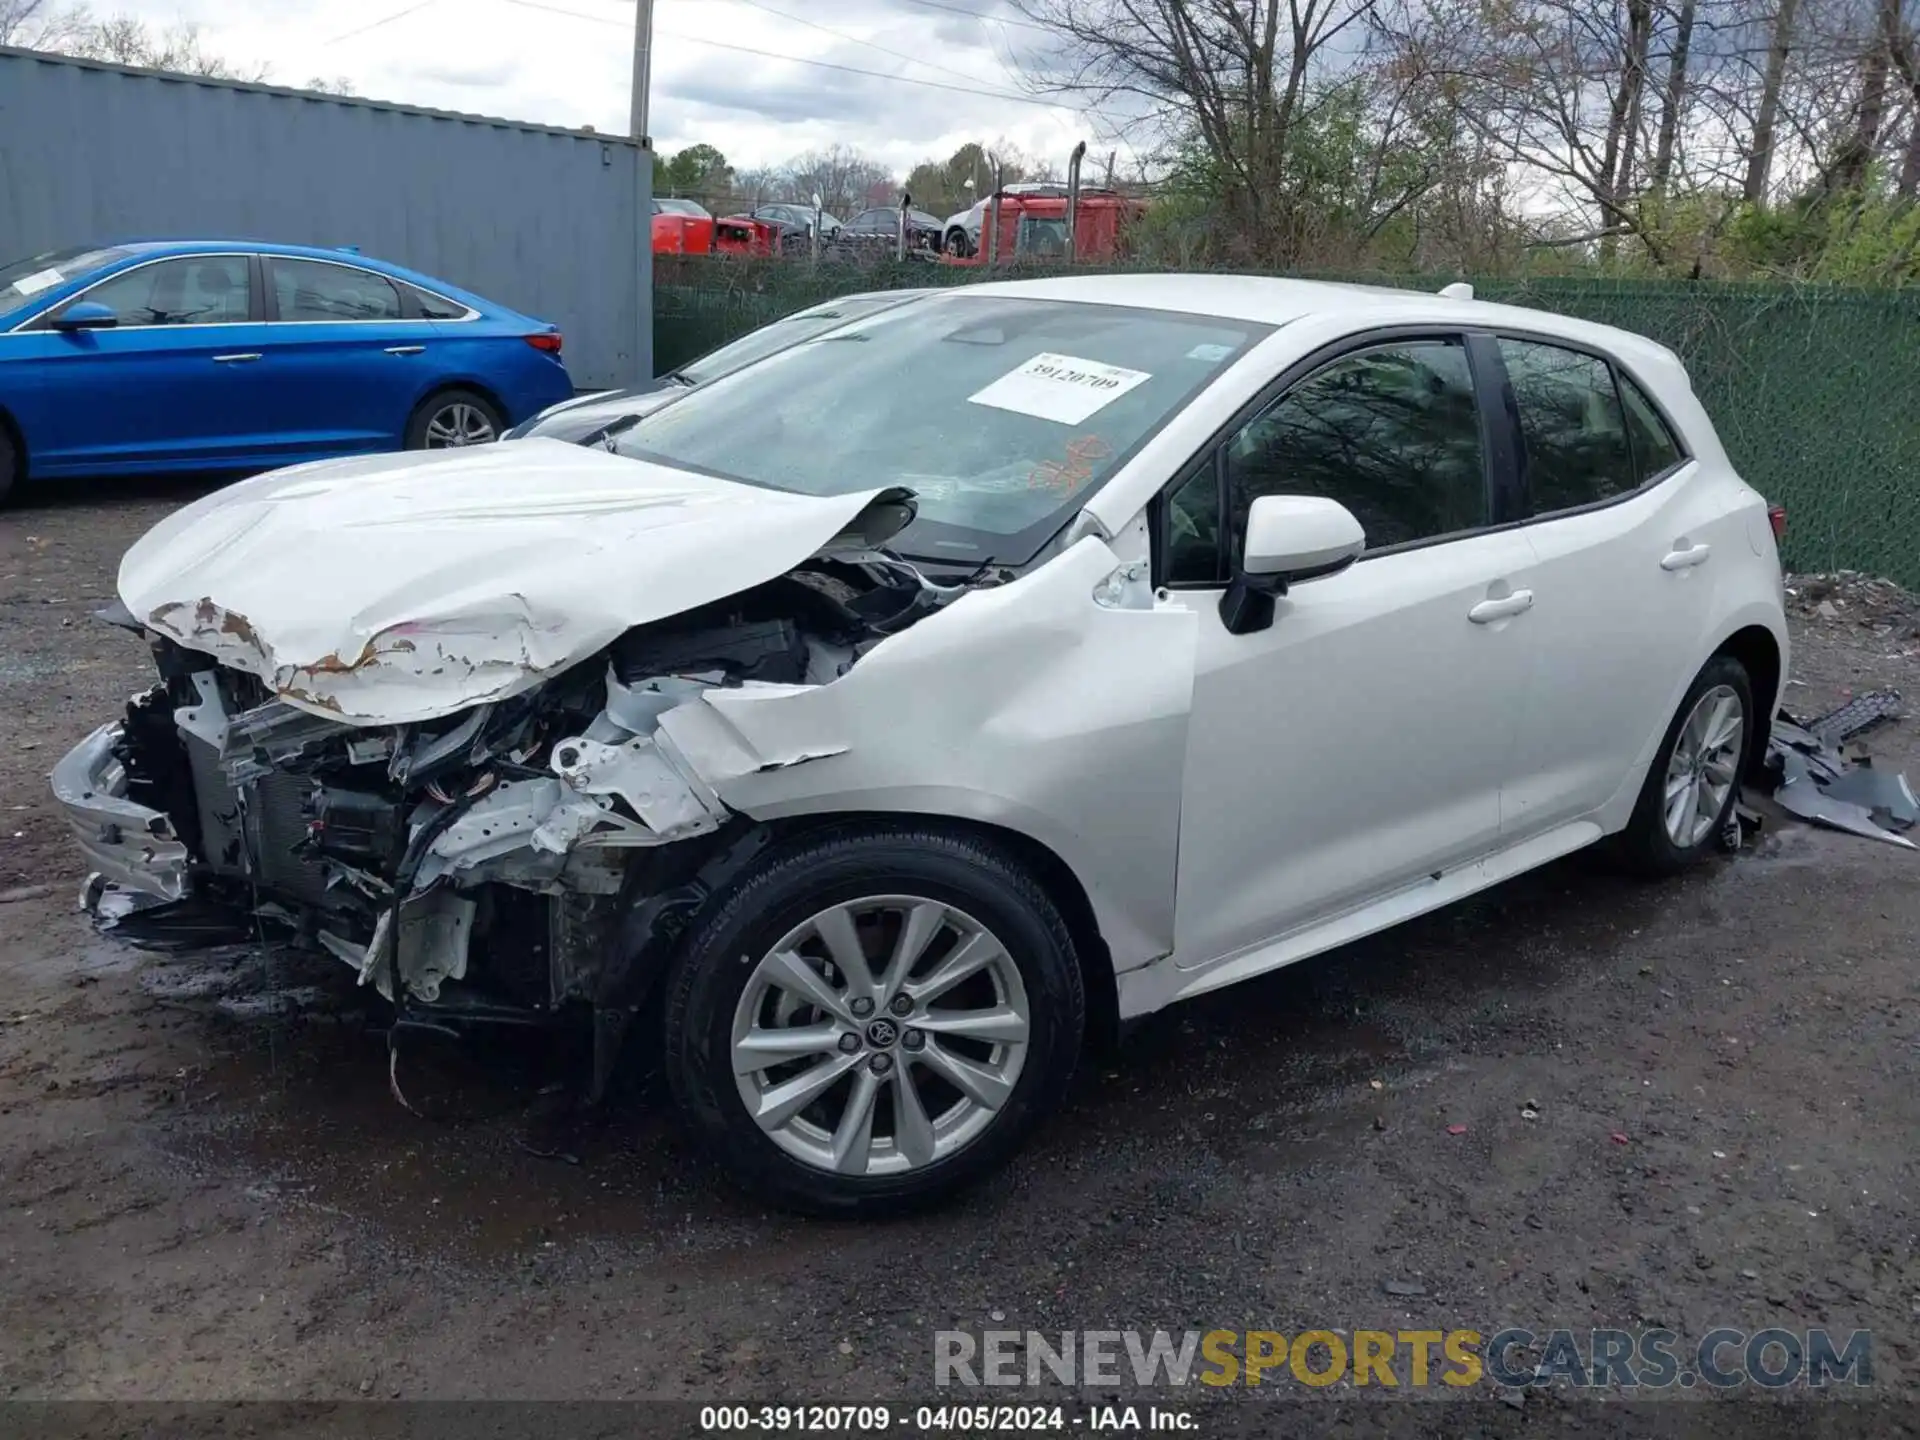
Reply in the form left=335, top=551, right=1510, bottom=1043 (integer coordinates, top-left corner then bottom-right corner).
left=630, top=0, right=654, bottom=141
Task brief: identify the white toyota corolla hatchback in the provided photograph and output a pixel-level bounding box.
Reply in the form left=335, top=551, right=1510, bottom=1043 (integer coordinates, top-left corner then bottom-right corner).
left=55, top=274, right=1787, bottom=1212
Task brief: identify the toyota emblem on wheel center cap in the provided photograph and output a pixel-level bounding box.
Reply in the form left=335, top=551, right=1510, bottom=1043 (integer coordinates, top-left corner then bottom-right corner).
left=865, top=1018, right=899, bottom=1048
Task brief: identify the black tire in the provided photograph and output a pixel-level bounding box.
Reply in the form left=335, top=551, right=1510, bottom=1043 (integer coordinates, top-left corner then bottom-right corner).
left=662, top=825, right=1085, bottom=1215
left=0, top=423, right=20, bottom=505
left=1612, top=653, right=1753, bottom=876
left=404, top=387, right=504, bottom=450
left=945, top=228, right=972, bottom=258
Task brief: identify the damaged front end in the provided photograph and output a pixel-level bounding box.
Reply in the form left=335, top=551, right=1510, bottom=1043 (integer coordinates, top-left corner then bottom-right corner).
left=56, top=503, right=964, bottom=1091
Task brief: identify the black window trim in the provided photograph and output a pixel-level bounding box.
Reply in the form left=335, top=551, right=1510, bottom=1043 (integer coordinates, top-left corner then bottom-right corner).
left=1152, top=324, right=1518, bottom=591
left=1481, top=327, right=1694, bottom=528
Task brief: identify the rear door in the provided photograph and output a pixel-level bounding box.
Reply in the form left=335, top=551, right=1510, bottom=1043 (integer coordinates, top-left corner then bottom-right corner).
left=248, top=255, right=439, bottom=458
left=12, top=253, right=269, bottom=473
left=1492, top=337, right=1727, bottom=838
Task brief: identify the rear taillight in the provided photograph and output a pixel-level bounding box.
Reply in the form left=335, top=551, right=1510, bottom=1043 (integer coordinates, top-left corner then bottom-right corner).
left=524, top=332, right=563, bottom=355
left=1767, top=504, right=1787, bottom=541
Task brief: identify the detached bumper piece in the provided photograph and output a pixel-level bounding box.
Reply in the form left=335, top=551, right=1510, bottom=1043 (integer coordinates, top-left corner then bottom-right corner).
left=1765, top=695, right=1918, bottom=848
left=52, top=723, right=192, bottom=912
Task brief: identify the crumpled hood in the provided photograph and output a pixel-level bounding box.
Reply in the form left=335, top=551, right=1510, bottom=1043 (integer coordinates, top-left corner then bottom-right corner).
left=119, top=440, right=909, bottom=725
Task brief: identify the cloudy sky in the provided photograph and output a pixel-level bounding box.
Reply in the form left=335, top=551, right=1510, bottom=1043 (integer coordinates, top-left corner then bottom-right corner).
left=62, top=0, right=1142, bottom=178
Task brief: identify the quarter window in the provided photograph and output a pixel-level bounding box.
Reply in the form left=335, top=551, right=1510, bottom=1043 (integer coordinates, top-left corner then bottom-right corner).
left=398, top=283, right=470, bottom=321
left=1618, top=373, right=1684, bottom=482
left=1223, top=340, right=1488, bottom=554
left=1499, top=339, right=1637, bottom=514
left=271, top=259, right=403, bottom=322
left=76, top=255, right=251, bottom=326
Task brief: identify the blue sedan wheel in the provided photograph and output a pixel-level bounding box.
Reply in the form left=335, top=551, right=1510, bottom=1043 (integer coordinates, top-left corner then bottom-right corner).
left=407, top=389, right=503, bottom=450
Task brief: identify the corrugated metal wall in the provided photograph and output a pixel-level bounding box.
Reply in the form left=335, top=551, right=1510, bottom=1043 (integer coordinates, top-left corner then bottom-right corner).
left=0, top=46, right=650, bottom=388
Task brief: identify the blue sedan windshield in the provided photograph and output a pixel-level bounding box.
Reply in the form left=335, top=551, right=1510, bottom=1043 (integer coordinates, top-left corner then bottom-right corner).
left=0, top=246, right=132, bottom=316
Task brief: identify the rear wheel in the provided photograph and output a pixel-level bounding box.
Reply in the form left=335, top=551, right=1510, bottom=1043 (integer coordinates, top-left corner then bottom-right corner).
left=945, top=228, right=972, bottom=258
left=405, top=388, right=503, bottom=449
left=663, top=826, right=1085, bottom=1214
left=1613, top=654, right=1752, bottom=875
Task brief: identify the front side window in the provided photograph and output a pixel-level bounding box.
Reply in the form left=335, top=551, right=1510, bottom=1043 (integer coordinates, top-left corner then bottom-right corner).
left=1499, top=339, right=1636, bottom=514
left=271, top=258, right=402, bottom=322
left=1223, top=339, right=1488, bottom=556
left=615, top=293, right=1268, bottom=563
left=76, top=255, right=251, bottom=326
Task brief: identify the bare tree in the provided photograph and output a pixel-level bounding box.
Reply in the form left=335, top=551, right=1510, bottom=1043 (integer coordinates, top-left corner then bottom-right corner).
left=3, top=6, right=270, bottom=81
left=1009, top=0, right=1478, bottom=263
left=1650, top=0, right=1698, bottom=190
left=777, top=145, right=896, bottom=218
left=1741, top=0, right=1803, bottom=200
left=0, top=0, right=85, bottom=47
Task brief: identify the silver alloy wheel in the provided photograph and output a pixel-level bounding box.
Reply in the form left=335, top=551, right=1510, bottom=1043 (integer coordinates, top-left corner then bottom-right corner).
left=423, top=401, right=497, bottom=448
left=731, top=895, right=1030, bottom=1177
left=1663, top=683, right=1745, bottom=848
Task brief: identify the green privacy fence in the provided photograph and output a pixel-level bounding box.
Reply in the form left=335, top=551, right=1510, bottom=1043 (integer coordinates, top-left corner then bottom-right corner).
left=653, top=258, right=1920, bottom=588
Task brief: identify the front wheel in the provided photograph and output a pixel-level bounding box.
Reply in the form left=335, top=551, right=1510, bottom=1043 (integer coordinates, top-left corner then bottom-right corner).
left=405, top=388, right=503, bottom=449
left=1613, top=654, right=1752, bottom=875
left=945, top=228, right=972, bottom=258
left=662, top=826, right=1085, bottom=1214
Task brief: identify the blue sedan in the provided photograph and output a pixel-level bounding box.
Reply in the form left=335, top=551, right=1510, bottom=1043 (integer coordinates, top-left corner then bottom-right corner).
left=0, top=240, right=575, bottom=500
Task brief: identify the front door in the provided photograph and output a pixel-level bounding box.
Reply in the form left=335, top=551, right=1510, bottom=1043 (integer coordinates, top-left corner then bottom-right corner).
left=1164, top=335, right=1541, bottom=969
left=16, top=252, right=269, bottom=474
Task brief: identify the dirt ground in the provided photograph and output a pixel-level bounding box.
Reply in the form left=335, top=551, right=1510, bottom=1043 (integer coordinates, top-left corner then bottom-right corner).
left=2, top=480, right=1917, bottom=1426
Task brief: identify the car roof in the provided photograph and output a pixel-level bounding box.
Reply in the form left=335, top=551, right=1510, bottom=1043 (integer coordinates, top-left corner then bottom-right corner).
left=957, top=272, right=1683, bottom=375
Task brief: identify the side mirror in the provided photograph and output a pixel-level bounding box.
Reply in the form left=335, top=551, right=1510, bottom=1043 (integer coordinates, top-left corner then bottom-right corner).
left=51, top=300, right=118, bottom=331
left=1220, top=494, right=1365, bottom=635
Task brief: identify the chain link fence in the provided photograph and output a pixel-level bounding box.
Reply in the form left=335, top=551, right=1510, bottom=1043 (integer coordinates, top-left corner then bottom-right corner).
left=653, top=257, right=1920, bottom=588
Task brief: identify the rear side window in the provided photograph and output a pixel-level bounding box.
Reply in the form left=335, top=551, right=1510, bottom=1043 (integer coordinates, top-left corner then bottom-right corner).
left=398, top=283, right=470, bottom=321
left=1619, top=373, right=1685, bottom=482
left=271, top=258, right=402, bottom=322
left=1499, top=339, right=1636, bottom=514
left=1224, top=339, right=1488, bottom=553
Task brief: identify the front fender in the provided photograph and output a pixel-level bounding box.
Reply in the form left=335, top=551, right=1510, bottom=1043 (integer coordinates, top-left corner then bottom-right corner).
left=654, top=538, right=1199, bottom=973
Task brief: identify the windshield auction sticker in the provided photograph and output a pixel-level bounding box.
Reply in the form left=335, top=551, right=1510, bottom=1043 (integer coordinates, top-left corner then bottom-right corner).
left=968, top=352, right=1152, bottom=425
left=10, top=267, right=65, bottom=297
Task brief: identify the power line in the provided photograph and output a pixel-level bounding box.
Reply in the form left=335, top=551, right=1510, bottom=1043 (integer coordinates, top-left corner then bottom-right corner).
left=326, top=0, right=441, bottom=46
left=497, top=0, right=1076, bottom=110
left=729, top=0, right=1017, bottom=93
left=888, top=0, right=1057, bottom=36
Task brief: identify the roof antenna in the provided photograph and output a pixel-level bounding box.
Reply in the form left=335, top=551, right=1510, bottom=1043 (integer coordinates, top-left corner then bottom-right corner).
left=1438, top=281, right=1473, bottom=300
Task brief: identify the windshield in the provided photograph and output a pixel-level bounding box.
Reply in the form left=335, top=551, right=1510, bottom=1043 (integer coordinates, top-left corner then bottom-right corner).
left=617, top=292, right=1269, bottom=563
left=0, top=246, right=132, bottom=308
left=676, top=293, right=916, bottom=384
left=657, top=198, right=710, bottom=218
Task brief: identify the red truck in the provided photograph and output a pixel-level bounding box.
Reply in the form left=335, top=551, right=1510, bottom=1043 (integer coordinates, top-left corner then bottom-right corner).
left=940, top=188, right=1145, bottom=266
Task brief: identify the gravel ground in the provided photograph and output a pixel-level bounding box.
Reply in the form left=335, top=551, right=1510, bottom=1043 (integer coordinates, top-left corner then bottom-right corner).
left=2, top=480, right=1917, bottom=1430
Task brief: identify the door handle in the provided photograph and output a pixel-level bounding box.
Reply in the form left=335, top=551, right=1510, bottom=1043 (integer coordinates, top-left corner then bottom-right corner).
left=1661, top=542, right=1711, bottom=570
left=212, top=352, right=262, bottom=364
left=385, top=344, right=426, bottom=356
left=1468, top=589, right=1534, bottom=624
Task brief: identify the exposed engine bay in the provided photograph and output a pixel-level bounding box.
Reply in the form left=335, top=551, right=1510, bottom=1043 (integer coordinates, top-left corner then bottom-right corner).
left=76, top=548, right=975, bottom=1090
